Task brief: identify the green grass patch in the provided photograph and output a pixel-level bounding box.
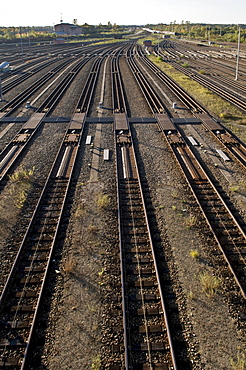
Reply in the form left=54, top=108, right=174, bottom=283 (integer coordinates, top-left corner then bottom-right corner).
left=181, top=62, right=190, bottom=67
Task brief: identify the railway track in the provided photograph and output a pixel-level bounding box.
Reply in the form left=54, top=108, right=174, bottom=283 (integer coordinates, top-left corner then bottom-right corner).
left=135, top=45, right=246, bottom=170
left=161, top=40, right=246, bottom=78
left=126, top=44, right=246, bottom=301
left=0, top=55, right=92, bottom=182
left=1, top=58, right=60, bottom=94
left=0, top=44, right=121, bottom=183
left=155, top=42, right=246, bottom=111
left=0, top=115, right=85, bottom=369
left=0, top=58, right=76, bottom=116
left=112, top=47, right=178, bottom=369
left=0, top=40, right=245, bottom=368
left=0, top=45, right=109, bottom=369
left=1, top=43, right=118, bottom=96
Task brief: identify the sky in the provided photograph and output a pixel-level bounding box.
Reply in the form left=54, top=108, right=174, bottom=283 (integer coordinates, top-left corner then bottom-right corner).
left=1, top=0, right=245, bottom=27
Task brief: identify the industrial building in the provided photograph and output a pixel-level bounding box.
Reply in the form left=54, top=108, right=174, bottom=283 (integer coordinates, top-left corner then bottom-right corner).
left=54, top=22, right=82, bottom=36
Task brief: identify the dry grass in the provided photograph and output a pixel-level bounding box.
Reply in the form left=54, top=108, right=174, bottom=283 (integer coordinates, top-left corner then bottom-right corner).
left=171, top=190, right=179, bottom=198
left=185, top=214, right=197, bottom=228
left=230, top=349, right=246, bottom=370
left=63, top=257, right=76, bottom=275
left=9, top=166, right=35, bottom=183
left=96, top=193, right=110, bottom=208
left=188, top=289, right=196, bottom=300
left=74, top=200, right=87, bottom=218
left=87, top=224, right=98, bottom=234
left=9, top=166, right=35, bottom=208
left=91, top=354, right=101, bottom=369
left=199, top=272, right=221, bottom=297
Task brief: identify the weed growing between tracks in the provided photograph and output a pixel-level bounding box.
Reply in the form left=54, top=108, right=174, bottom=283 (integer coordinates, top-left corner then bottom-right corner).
left=230, top=349, right=246, bottom=370
left=189, top=249, right=200, bottom=259
left=91, top=354, right=101, bottom=369
left=8, top=166, right=35, bottom=208
left=185, top=214, right=198, bottom=228
left=199, top=272, right=221, bottom=297
left=63, top=256, right=77, bottom=275
left=96, top=193, right=110, bottom=208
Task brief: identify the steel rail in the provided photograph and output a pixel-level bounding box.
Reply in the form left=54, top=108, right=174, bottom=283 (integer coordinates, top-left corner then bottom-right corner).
left=136, top=44, right=204, bottom=113
left=167, top=40, right=246, bottom=76
left=75, top=57, right=103, bottom=113
left=36, top=56, right=94, bottom=113
left=0, top=56, right=57, bottom=81
left=155, top=43, right=246, bottom=111
left=168, top=56, right=246, bottom=92
left=156, top=42, right=246, bottom=92
left=1, top=59, right=59, bottom=94
left=0, top=56, right=93, bottom=183
left=37, top=44, right=121, bottom=114
left=111, top=52, right=127, bottom=113
left=74, top=43, right=125, bottom=114
left=0, top=123, right=84, bottom=368
left=0, top=44, right=121, bottom=183
left=162, top=126, right=246, bottom=300
left=161, top=41, right=246, bottom=75
left=126, top=48, right=166, bottom=114
left=166, top=60, right=246, bottom=111
left=126, top=44, right=246, bottom=299
left=0, top=58, right=74, bottom=116
left=135, top=45, right=246, bottom=170
left=0, top=44, right=115, bottom=117
left=113, top=45, right=178, bottom=370
left=0, top=46, right=107, bottom=368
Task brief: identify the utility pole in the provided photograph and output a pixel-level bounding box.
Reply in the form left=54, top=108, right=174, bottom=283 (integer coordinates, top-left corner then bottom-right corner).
left=19, top=26, right=24, bottom=63
left=28, top=27, right=31, bottom=48
left=235, top=25, right=240, bottom=81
